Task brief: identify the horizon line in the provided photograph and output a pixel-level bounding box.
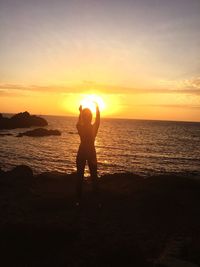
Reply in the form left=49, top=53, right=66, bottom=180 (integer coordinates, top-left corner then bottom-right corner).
left=1, top=111, right=200, bottom=124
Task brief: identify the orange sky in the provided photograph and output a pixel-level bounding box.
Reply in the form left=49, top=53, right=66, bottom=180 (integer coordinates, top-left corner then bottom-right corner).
left=0, top=0, right=200, bottom=121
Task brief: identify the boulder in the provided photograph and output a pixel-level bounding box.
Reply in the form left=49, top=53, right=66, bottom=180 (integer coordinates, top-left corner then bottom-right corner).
left=0, top=133, right=13, bottom=136
left=10, top=165, right=33, bottom=179
left=0, top=165, right=33, bottom=187
left=17, top=128, right=61, bottom=137
left=0, top=168, right=5, bottom=179
left=0, top=111, right=48, bottom=129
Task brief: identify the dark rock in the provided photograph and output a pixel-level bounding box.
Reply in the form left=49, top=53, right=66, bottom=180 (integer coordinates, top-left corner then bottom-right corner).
left=99, top=239, right=149, bottom=267
left=0, top=133, right=13, bottom=136
left=0, top=167, right=5, bottom=179
left=0, top=165, right=33, bottom=188
left=10, top=165, right=33, bottom=179
left=17, top=128, right=61, bottom=137
left=0, top=111, right=48, bottom=129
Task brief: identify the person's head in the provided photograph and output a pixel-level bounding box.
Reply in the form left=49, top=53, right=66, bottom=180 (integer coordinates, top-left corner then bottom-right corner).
left=82, top=108, right=92, bottom=124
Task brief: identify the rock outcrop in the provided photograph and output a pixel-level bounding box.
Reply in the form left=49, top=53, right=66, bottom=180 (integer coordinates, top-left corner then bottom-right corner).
left=17, top=128, right=61, bottom=137
left=0, top=165, right=33, bottom=187
left=0, top=133, right=13, bottom=136
left=0, top=112, right=48, bottom=129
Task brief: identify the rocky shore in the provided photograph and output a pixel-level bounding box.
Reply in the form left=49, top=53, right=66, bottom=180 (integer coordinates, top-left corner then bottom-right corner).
left=0, top=166, right=200, bottom=267
left=0, top=112, right=61, bottom=138
left=17, top=128, right=61, bottom=137
left=0, top=112, right=48, bottom=129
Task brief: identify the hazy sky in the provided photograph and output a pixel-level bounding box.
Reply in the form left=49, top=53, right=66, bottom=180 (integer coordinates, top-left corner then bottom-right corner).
left=0, top=0, right=200, bottom=121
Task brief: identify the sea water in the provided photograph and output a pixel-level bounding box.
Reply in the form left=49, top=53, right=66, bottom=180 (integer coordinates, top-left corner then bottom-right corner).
left=0, top=115, right=200, bottom=177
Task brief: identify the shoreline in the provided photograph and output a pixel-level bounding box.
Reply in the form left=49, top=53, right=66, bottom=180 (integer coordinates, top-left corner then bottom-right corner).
left=1, top=164, right=200, bottom=179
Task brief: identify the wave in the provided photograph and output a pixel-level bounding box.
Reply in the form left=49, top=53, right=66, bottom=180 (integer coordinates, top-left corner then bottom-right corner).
left=1, top=116, right=200, bottom=176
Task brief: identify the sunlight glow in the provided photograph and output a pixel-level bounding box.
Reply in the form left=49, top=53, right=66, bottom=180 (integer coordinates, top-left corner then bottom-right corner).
left=80, top=94, right=105, bottom=113
left=61, top=91, right=121, bottom=117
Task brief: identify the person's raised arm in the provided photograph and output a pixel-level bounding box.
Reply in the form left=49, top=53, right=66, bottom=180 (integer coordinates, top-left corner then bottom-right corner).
left=76, top=105, right=83, bottom=132
left=93, top=103, right=100, bottom=136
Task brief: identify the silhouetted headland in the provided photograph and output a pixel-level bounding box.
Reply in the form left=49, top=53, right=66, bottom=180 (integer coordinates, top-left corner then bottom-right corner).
left=1, top=165, right=200, bottom=266
left=0, top=111, right=48, bottom=129
left=17, top=128, right=61, bottom=137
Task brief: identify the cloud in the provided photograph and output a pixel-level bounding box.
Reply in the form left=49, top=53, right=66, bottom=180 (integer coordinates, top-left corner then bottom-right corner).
left=188, top=77, right=200, bottom=89
left=0, top=80, right=200, bottom=95
left=137, top=104, right=200, bottom=109
left=81, top=80, right=200, bottom=95
left=0, top=83, right=74, bottom=93
left=0, top=89, right=29, bottom=97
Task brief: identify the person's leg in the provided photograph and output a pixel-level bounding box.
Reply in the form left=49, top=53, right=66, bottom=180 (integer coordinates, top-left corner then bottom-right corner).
left=76, top=153, right=86, bottom=203
left=88, top=157, right=99, bottom=197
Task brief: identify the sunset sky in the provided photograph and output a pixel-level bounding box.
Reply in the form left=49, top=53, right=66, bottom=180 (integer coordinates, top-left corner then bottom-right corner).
left=0, top=0, right=200, bottom=121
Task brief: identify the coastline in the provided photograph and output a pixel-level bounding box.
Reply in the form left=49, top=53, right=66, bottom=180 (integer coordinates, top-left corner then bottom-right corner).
left=1, top=165, right=200, bottom=266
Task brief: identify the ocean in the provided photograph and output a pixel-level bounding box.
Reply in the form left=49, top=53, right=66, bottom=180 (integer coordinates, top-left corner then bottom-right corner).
left=0, top=115, right=200, bottom=177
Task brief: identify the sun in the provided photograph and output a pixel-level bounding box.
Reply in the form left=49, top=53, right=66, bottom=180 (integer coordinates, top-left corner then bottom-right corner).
left=80, top=94, right=106, bottom=113
left=61, top=92, right=121, bottom=117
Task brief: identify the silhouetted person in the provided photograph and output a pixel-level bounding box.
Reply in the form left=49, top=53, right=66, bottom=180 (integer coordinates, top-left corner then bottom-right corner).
left=76, top=103, right=100, bottom=206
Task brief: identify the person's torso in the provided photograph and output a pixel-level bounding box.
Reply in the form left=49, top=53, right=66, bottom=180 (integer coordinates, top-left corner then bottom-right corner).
left=79, top=124, right=95, bottom=147
left=78, top=124, right=97, bottom=158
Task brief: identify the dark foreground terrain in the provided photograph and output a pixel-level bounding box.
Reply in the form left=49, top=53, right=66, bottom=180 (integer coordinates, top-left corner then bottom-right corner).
left=0, top=166, right=200, bottom=267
